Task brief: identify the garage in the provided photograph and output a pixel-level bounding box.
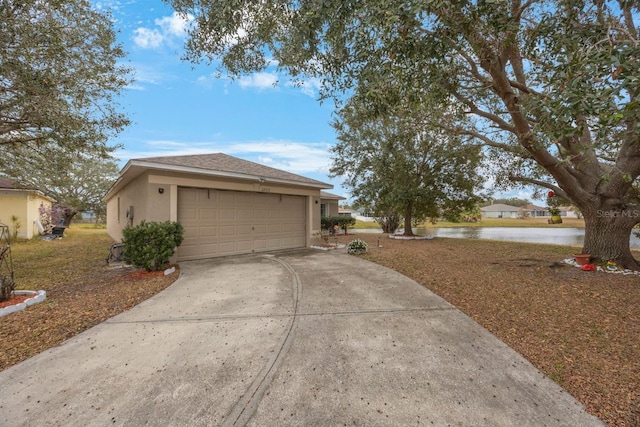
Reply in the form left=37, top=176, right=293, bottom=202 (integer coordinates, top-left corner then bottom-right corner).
left=177, top=187, right=306, bottom=260
left=105, top=153, right=332, bottom=261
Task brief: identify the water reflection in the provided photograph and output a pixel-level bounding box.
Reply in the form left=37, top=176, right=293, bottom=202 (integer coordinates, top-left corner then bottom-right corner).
left=352, top=226, right=640, bottom=248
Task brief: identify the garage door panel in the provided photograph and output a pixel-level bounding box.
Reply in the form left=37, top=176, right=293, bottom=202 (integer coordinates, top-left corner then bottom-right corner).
left=236, top=192, right=254, bottom=205
left=198, top=208, right=218, bottom=220
left=199, top=226, right=218, bottom=238
left=218, top=192, right=236, bottom=204
left=179, top=187, right=199, bottom=203
left=268, top=224, right=283, bottom=233
left=237, top=210, right=253, bottom=221
left=219, top=225, right=239, bottom=236
left=219, top=208, right=237, bottom=221
left=178, top=187, right=306, bottom=261
left=178, top=207, right=197, bottom=221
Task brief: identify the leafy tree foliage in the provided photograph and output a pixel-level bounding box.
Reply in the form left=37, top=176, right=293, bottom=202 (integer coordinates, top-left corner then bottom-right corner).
left=0, top=143, right=120, bottom=226
left=0, top=0, right=131, bottom=151
left=167, top=0, right=640, bottom=267
left=330, top=99, right=483, bottom=235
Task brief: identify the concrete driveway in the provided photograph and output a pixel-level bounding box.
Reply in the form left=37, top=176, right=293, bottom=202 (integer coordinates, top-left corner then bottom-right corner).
left=0, top=249, right=602, bottom=426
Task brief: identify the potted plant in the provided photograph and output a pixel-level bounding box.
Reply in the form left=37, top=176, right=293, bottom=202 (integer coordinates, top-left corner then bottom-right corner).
left=574, top=253, right=591, bottom=265
left=547, top=191, right=563, bottom=224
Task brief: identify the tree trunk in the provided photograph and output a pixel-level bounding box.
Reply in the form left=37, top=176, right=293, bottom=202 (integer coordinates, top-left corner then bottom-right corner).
left=403, top=202, right=414, bottom=236
left=581, top=210, right=639, bottom=270
left=62, top=211, right=78, bottom=228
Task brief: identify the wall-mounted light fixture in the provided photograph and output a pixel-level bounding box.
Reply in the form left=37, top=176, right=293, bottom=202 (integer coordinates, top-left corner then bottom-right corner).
left=158, top=188, right=164, bottom=194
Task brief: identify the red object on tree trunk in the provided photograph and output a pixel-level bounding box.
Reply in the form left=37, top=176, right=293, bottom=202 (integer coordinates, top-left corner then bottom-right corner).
left=548, top=190, right=555, bottom=198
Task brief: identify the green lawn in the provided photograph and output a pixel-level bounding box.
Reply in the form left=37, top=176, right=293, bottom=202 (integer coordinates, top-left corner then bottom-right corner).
left=8, top=227, right=114, bottom=290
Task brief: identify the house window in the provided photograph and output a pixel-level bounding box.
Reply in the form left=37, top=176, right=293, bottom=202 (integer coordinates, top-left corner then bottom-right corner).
left=320, top=203, right=328, bottom=217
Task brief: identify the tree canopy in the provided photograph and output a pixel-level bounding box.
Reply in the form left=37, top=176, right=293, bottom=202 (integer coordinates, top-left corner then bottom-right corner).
left=0, top=143, right=120, bottom=225
left=0, top=0, right=131, bottom=152
left=331, top=96, right=483, bottom=234
left=166, top=0, right=640, bottom=267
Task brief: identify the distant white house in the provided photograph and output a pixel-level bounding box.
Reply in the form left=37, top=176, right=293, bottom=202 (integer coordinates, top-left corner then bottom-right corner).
left=480, top=203, right=521, bottom=219
left=520, top=204, right=548, bottom=218
left=558, top=206, right=579, bottom=218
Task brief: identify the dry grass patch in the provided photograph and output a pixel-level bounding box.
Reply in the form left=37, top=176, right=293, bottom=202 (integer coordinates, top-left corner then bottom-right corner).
left=338, top=234, right=639, bottom=427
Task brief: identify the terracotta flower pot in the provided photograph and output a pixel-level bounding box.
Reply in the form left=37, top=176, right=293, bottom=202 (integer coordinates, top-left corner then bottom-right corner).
left=574, top=254, right=591, bottom=266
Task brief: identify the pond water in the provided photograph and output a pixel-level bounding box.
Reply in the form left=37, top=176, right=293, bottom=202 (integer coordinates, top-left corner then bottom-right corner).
left=352, top=226, right=640, bottom=248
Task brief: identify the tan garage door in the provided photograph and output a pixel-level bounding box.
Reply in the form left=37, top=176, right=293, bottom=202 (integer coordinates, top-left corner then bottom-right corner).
left=177, top=187, right=306, bottom=261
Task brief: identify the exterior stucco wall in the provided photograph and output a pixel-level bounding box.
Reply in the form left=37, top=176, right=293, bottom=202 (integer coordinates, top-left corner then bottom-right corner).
left=0, top=191, right=53, bottom=239
left=322, top=200, right=340, bottom=217
left=106, top=172, right=161, bottom=242
left=481, top=211, right=519, bottom=219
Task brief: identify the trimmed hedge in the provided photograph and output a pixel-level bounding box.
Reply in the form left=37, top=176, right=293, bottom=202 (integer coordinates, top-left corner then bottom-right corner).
left=122, top=221, right=184, bottom=271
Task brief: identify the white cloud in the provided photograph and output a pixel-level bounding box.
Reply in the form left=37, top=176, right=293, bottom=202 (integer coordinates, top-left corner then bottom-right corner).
left=238, top=72, right=279, bottom=90
left=156, top=12, right=192, bottom=37
left=133, top=12, right=192, bottom=49
left=133, top=27, right=164, bottom=49
left=115, top=139, right=333, bottom=175
left=126, top=62, right=170, bottom=88
left=287, top=77, right=322, bottom=98
left=227, top=140, right=331, bottom=173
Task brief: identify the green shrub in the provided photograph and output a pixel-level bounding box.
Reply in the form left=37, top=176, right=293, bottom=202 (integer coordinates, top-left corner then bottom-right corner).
left=122, top=221, right=184, bottom=271
left=321, top=216, right=356, bottom=234
left=347, top=239, right=368, bottom=255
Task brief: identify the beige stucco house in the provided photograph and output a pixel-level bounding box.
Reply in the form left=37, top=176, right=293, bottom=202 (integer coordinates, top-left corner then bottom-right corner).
left=320, top=191, right=346, bottom=217
left=104, top=153, right=333, bottom=261
left=0, top=178, right=55, bottom=239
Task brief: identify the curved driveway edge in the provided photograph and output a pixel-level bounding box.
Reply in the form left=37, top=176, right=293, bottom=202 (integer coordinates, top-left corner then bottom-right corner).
left=0, top=249, right=603, bottom=426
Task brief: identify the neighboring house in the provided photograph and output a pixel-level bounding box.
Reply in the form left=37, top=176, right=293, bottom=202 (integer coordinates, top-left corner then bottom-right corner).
left=104, top=153, right=333, bottom=261
left=0, top=177, right=55, bottom=239
left=558, top=206, right=579, bottom=218
left=338, top=208, right=354, bottom=218
left=320, top=191, right=346, bottom=217
left=520, top=204, right=549, bottom=218
left=480, top=203, right=521, bottom=219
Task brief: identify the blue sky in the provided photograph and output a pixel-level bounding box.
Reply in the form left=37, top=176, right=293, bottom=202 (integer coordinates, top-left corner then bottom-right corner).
left=95, top=1, right=533, bottom=204
left=95, top=1, right=342, bottom=194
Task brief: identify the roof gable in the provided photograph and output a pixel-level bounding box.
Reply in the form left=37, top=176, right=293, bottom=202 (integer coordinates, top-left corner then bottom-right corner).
left=320, top=190, right=346, bottom=200
left=134, top=153, right=329, bottom=187
left=481, top=203, right=521, bottom=212
left=105, top=153, right=332, bottom=201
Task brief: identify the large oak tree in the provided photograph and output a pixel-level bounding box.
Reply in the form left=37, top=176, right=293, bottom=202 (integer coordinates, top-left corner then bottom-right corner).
left=0, top=0, right=131, bottom=152
left=167, top=0, right=640, bottom=267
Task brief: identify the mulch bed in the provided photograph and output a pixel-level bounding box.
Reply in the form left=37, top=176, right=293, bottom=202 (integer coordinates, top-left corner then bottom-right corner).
left=0, top=265, right=179, bottom=372
left=0, top=293, right=34, bottom=309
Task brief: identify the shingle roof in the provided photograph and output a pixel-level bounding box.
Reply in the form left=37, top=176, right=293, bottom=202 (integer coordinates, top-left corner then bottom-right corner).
left=0, top=177, right=14, bottom=189
left=521, top=204, right=546, bottom=211
left=134, top=153, right=329, bottom=187
left=480, top=203, right=521, bottom=212
left=320, top=191, right=346, bottom=200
